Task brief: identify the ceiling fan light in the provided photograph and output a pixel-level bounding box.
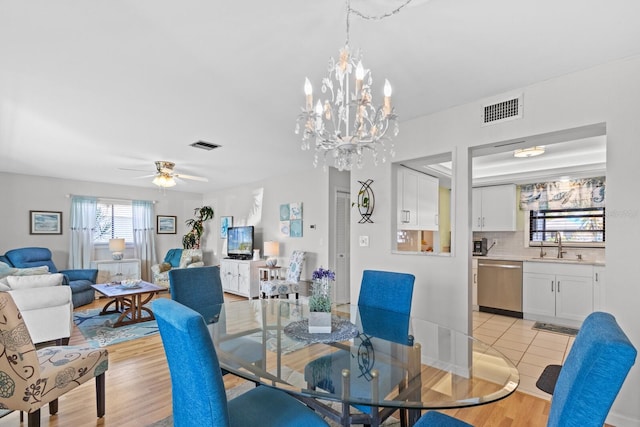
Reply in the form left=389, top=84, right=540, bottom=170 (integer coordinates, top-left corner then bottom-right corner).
left=514, top=146, right=545, bottom=158
left=152, top=175, right=176, bottom=188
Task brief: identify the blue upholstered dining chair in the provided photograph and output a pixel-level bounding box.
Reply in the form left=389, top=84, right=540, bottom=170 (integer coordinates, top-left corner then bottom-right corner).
left=168, top=265, right=263, bottom=376
left=304, top=269, right=416, bottom=426
left=414, top=311, right=637, bottom=427
left=153, top=299, right=329, bottom=427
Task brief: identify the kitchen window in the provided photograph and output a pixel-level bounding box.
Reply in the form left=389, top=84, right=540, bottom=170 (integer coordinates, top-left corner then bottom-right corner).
left=529, top=207, right=605, bottom=246
left=94, top=201, right=134, bottom=243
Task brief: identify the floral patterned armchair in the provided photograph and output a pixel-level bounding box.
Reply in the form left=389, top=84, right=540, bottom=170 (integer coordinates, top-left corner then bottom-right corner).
left=0, top=293, right=109, bottom=426
left=260, top=250, right=306, bottom=298
left=151, top=248, right=204, bottom=290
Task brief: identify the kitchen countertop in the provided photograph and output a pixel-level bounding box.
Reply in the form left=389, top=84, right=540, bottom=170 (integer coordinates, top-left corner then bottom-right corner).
left=473, top=254, right=605, bottom=266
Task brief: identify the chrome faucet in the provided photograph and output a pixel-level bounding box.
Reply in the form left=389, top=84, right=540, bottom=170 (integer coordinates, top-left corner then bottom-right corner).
left=556, top=232, right=567, bottom=259
left=539, top=241, right=546, bottom=258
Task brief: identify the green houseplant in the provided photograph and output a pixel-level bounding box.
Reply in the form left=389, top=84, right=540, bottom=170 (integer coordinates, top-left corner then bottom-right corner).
left=182, top=206, right=214, bottom=249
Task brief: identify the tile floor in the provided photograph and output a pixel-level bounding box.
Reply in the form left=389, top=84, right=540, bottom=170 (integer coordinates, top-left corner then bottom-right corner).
left=472, top=310, right=576, bottom=400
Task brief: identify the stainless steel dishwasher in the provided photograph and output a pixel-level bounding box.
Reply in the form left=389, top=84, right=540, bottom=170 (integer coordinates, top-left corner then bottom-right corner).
left=477, top=259, right=523, bottom=318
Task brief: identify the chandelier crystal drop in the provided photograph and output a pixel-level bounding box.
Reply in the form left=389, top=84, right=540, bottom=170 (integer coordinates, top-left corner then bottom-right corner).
left=295, top=1, right=403, bottom=172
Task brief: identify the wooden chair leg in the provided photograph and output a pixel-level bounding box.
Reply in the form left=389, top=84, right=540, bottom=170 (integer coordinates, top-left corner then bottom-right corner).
left=27, top=409, right=41, bottom=427
left=49, top=398, right=58, bottom=415
left=96, top=372, right=106, bottom=418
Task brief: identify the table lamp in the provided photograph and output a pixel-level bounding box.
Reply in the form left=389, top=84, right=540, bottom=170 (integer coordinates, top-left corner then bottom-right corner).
left=263, top=241, right=279, bottom=267
left=109, top=238, right=126, bottom=260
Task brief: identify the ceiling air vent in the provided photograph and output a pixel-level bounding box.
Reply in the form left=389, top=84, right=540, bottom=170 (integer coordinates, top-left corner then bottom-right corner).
left=190, top=140, right=220, bottom=151
left=481, top=94, right=523, bottom=126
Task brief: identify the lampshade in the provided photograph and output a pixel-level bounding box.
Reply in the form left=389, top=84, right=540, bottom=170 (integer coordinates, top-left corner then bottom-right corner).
left=514, top=146, right=545, bottom=158
left=263, top=241, right=279, bottom=267
left=109, top=238, right=125, bottom=260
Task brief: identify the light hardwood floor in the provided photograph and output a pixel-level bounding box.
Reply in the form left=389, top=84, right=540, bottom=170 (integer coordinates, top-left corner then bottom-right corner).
left=0, top=294, right=557, bottom=427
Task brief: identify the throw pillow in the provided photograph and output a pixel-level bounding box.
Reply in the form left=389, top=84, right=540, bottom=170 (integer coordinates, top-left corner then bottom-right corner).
left=6, top=273, right=64, bottom=290
left=159, top=262, right=172, bottom=273
left=0, top=278, right=10, bottom=292
left=13, top=265, right=50, bottom=276
left=0, top=261, right=17, bottom=279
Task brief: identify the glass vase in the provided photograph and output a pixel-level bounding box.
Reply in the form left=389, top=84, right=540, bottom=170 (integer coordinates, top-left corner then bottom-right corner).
left=309, top=277, right=332, bottom=333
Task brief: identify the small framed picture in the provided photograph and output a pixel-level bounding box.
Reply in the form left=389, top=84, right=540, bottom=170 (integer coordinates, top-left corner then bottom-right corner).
left=30, top=210, right=62, bottom=235
left=157, top=215, right=177, bottom=234
left=220, top=216, right=233, bottom=239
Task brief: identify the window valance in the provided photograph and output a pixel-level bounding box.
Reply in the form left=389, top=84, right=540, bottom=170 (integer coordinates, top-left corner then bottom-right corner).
left=519, top=176, right=605, bottom=210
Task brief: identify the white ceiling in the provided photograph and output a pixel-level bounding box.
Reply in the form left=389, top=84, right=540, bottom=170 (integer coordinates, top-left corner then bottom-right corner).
left=0, top=0, right=637, bottom=192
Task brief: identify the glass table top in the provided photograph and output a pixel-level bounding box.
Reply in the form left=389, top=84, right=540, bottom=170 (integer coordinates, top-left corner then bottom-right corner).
left=204, top=299, right=519, bottom=411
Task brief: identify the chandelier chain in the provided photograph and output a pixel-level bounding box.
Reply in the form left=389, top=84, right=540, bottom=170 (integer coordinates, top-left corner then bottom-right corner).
left=345, top=0, right=415, bottom=46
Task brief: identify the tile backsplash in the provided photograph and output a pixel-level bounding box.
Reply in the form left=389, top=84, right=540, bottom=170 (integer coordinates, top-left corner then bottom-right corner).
left=474, top=231, right=605, bottom=263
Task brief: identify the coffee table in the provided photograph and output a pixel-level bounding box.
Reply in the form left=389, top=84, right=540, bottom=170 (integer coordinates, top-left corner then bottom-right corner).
left=91, top=281, right=163, bottom=327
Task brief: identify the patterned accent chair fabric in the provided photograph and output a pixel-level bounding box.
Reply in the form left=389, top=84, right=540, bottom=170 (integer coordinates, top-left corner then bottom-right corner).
left=260, top=250, right=306, bottom=298
left=0, top=293, right=109, bottom=426
left=151, top=249, right=205, bottom=290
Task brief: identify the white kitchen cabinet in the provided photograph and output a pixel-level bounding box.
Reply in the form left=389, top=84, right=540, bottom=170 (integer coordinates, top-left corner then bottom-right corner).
left=472, top=185, right=517, bottom=231
left=397, top=167, right=439, bottom=231
left=91, top=259, right=141, bottom=284
left=593, top=265, right=605, bottom=310
left=220, top=259, right=261, bottom=299
left=523, top=262, right=593, bottom=325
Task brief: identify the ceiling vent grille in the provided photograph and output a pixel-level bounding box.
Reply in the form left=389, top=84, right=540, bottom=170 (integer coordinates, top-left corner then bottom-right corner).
left=481, top=94, right=523, bottom=126
left=190, top=140, right=220, bottom=151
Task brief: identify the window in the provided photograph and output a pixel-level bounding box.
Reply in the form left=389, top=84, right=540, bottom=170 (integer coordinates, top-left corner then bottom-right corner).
left=529, top=208, right=605, bottom=246
left=94, top=201, right=134, bottom=243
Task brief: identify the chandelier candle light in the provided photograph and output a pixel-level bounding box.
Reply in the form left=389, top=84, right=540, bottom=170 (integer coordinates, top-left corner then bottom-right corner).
left=295, top=0, right=406, bottom=171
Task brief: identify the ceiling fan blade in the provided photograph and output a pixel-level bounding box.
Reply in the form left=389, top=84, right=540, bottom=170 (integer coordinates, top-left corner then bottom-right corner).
left=174, top=173, right=208, bottom=182
left=119, top=167, right=154, bottom=173
left=134, top=174, right=157, bottom=179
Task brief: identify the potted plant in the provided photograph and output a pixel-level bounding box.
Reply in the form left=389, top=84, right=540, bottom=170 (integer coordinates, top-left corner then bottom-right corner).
left=308, top=267, right=335, bottom=333
left=182, top=206, right=214, bottom=249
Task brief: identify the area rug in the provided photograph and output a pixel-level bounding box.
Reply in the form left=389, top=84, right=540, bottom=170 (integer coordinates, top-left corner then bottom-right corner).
left=532, top=321, right=579, bottom=336
left=74, top=308, right=158, bottom=348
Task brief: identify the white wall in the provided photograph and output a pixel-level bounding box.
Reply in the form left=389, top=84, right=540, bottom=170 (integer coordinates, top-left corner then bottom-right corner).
left=203, top=168, right=332, bottom=280
left=350, top=55, right=640, bottom=425
left=0, top=172, right=204, bottom=273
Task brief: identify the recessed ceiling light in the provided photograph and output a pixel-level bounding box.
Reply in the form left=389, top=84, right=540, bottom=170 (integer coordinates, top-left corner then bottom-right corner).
left=514, top=146, right=545, bottom=158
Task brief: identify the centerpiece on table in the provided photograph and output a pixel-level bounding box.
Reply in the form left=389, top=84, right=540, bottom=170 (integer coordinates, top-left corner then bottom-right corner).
left=308, top=267, right=335, bottom=333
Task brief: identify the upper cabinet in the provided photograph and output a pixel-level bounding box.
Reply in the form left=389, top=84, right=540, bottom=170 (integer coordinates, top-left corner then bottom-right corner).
left=472, top=184, right=517, bottom=232
left=397, top=166, right=439, bottom=231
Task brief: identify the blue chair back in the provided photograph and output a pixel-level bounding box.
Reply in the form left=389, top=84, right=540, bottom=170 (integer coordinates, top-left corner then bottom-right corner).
left=4, top=247, right=58, bottom=272
left=547, top=311, right=637, bottom=427
left=169, top=266, right=224, bottom=322
left=153, top=298, right=230, bottom=427
left=357, top=270, right=415, bottom=315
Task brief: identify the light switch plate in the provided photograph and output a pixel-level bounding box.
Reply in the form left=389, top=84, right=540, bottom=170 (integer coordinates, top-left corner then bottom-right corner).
left=359, top=236, right=369, bottom=247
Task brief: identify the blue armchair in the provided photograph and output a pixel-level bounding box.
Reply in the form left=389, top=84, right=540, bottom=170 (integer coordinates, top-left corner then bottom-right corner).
left=2, top=247, right=97, bottom=307
left=153, top=298, right=328, bottom=427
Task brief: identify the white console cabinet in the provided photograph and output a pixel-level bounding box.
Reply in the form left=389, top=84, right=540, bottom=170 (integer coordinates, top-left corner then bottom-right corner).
left=91, top=259, right=141, bottom=284
left=220, top=259, right=261, bottom=299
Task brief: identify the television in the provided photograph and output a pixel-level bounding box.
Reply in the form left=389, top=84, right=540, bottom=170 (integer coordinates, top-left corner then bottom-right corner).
left=227, top=226, right=254, bottom=260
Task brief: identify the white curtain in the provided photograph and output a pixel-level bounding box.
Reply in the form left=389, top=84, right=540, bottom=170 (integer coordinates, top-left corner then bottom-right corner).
left=69, top=196, right=97, bottom=269
left=132, top=200, right=157, bottom=282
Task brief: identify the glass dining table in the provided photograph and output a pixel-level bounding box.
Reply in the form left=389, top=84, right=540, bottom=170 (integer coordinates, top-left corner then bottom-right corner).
left=203, top=299, right=519, bottom=427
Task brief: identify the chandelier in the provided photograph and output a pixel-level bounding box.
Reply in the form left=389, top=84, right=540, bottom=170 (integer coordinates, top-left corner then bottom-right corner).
left=295, top=0, right=411, bottom=171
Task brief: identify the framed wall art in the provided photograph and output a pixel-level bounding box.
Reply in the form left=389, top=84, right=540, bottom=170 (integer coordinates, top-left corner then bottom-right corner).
left=157, top=215, right=177, bottom=234
left=30, top=210, right=62, bottom=235
left=220, top=216, right=233, bottom=239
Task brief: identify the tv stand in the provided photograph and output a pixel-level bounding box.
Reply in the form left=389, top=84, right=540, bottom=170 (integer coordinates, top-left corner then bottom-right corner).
left=220, top=259, right=261, bottom=299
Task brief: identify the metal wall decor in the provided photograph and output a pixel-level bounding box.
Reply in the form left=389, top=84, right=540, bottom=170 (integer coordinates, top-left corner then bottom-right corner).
left=353, top=179, right=375, bottom=223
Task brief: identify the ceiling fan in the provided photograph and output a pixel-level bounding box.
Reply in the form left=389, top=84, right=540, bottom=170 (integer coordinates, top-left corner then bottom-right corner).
left=123, top=161, right=209, bottom=188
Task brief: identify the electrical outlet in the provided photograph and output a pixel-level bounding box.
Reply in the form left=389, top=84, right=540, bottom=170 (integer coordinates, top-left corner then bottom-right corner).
left=492, top=238, right=498, bottom=246
left=359, top=236, right=369, bottom=247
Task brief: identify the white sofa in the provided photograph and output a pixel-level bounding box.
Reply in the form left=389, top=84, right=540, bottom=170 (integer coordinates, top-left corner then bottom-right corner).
left=0, top=271, right=73, bottom=345
left=151, top=249, right=205, bottom=290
